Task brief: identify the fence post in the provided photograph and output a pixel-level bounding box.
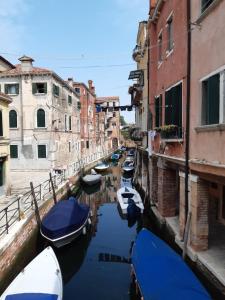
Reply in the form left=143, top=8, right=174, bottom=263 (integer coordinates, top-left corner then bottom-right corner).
left=30, top=182, right=41, bottom=227
left=5, top=208, right=9, bottom=234
left=49, top=173, right=57, bottom=205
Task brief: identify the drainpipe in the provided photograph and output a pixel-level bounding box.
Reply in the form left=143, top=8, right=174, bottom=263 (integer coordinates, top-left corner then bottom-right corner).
left=184, top=0, right=191, bottom=230
left=20, top=75, right=24, bottom=143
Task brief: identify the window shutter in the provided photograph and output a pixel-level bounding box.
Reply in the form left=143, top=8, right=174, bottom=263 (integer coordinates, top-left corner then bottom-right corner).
left=38, top=145, right=46, bottom=158
left=10, top=145, right=18, bottom=158
left=15, top=84, right=19, bottom=95
left=4, top=84, right=8, bottom=94
left=37, top=109, right=46, bottom=127
left=0, top=110, right=3, bottom=136
left=208, top=74, right=219, bottom=125
left=32, top=83, right=37, bottom=94
left=44, top=83, right=47, bottom=93
left=69, top=116, right=72, bottom=130
left=155, top=97, right=159, bottom=127
left=165, top=90, right=172, bottom=125
left=9, top=110, right=17, bottom=128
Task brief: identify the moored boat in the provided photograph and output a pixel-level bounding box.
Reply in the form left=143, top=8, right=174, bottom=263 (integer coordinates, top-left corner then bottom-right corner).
left=40, top=197, right=91, bottom=248
left=122, top=160, right=135, bottom=172
left=82, top=169, right=102, bottom=186
left=117, top=187, right=144, bottom=215
left=94, top=161, right=110, bottom=172
left=111, top=153, right=120, bottom=161
left=120, top=176, right=133, bottom=188
left=131, top=228, right=211, bottom=300
left=0, top=246, right=63, bottom=300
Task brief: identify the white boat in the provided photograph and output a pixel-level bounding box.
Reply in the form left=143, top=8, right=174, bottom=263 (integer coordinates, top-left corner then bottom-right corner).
left=120, top=177, right=133, bottom=188
left=125, top=156, right=134, bottom=162
left=82, top=169, right=102, bottom=185
left=117, top=187, right=144, bottom=215
left=94, top=161, right=110, bottom=172
left=122, top=160, right=135, bottom=172
left=0, top=246, right=63, bottom=300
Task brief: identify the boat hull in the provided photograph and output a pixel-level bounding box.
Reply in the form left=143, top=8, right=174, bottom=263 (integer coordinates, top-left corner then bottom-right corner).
left=0, top=247, right=63, bottom=300
left=41, top=215, right=90, bottom=248
left=82, top=174, right=101, bottom=186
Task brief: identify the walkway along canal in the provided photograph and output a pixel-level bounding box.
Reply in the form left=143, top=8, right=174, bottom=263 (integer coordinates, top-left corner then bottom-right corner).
left=1, top=157, right=223, bottom=299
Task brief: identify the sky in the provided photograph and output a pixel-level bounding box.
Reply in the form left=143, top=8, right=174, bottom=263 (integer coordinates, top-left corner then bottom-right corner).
left=0, top=0, right=149, bottom=123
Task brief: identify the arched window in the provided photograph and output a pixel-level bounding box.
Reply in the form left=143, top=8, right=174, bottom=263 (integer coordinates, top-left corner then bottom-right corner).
left=37, top=109, right=45, bottom=128
left=9, top=110, right=17, bottom=128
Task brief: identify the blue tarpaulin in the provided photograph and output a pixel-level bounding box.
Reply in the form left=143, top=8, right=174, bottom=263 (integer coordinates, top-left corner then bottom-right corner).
left=41, top=197, right=89, bottom=239
left=131, top=228, right=211, bottom=300
left=6, top=293, right=58, bottom=300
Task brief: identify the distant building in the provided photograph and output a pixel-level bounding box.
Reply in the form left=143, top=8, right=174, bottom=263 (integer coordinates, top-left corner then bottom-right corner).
left=0, top=56, right=81, bottom=189
left=72, top=80, right=97, bottom=160
left=0, top=92, right=12, bottom=196
left=96, top=96, right=120, bottom=151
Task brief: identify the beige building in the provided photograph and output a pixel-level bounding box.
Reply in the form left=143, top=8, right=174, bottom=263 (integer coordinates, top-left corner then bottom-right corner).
left=96, top=97, right=120, bottom=151
left=0, top=56, right=81, bottom=189
left=0, top=92, right=12, bottom=196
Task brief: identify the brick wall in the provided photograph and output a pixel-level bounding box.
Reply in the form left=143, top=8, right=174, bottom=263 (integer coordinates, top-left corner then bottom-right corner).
left=190, top=178, right=209, bottom=251
left=158, top=166, right=177, bottom=217
left=150, top=158, right=158, bottom=204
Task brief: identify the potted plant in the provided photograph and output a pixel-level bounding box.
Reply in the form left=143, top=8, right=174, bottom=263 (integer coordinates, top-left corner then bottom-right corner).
left=159, top=124, right=178, bottom=139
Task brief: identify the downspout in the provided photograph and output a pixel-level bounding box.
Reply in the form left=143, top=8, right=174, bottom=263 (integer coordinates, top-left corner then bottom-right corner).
left=184, top=0, right=191, bottom=230
left=20, top=75, right=24, bottom=144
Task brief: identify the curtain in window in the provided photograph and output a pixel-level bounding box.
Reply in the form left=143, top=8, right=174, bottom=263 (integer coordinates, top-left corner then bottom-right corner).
left=9, top=110, right=17, bottom=128
left=37, top=109, right=46, bottom=127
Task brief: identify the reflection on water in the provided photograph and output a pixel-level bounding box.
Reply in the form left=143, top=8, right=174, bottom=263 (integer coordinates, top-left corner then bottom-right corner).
left=55, top=161, right=141, bottom=300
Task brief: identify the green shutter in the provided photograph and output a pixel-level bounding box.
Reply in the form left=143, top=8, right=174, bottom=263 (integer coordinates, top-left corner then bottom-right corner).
left=69, top=116, right=72, bottom=130
left=44, top=83, right=47, bottom=93
left=207, top=74, right=219, bottom=125
left=165, top=89, right=172, bottom=125
left=15, top=84, right=19, bottom=95
left=155, top=97, right=159, bottom=128
left=4, top=84, right=8, bottom=94
left=68, top=95, right=72, bottom=104
left=10, top=145, right=18, bottom=158
left=38, top=145, right=46, bottom=158
left=0, top=110, right=3, bottom=136
left=37, top=109, right=45, bottom=127
left=9, top=110, right=17, bottom=128
left=32, top=83, right=37, bottom=94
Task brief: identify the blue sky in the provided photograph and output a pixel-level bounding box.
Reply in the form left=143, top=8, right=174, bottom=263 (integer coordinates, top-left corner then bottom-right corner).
left=0, top=0, right=149, bottom=123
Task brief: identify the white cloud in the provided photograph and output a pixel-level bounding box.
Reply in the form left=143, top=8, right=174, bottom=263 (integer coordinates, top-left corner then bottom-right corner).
left=0, top=0, right=29, bottom=54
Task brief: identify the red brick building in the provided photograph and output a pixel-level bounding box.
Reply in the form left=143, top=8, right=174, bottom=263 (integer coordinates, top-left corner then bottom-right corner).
left=148, top=0, right=188, bottom=235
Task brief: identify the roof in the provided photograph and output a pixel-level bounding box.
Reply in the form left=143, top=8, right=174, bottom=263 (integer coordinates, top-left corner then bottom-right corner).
left=0, top=92, right=12, bottom=103
left=73, top=81, right=96, bottom=97
left=96, top=96, right=119, bottom=103
left=0, top=56, right=15, bottom=69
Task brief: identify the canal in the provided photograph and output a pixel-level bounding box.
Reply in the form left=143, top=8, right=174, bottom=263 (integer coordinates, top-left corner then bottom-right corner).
left=1, top=157, right=222, bottom=299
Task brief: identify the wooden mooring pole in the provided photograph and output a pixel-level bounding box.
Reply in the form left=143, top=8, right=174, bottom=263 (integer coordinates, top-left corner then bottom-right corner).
left=49, top=172, right=57, bottom=204
left=30, top=181, right=41, bottom=227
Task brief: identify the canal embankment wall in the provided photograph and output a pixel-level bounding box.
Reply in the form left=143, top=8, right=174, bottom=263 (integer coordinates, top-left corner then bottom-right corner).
left=0, top=153, right=112, bottom=294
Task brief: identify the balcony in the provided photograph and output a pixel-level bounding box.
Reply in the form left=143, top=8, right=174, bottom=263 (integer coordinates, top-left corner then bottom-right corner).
left=156, top=125, right=183, bottom=142
left=128, top=84, right=143, bottom=106
left=132, top=45, right=142, bottom=62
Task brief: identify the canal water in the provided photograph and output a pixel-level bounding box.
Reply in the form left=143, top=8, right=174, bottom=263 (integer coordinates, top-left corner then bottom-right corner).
left=1, top=157, right=222, bottom=299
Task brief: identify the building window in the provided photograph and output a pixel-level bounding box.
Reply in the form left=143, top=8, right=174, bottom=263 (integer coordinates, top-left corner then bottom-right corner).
left=37, top=109, right=46, bottom=128
left=165, top=83, right=182, bottom=132
left=155, top=95, right=162, bottom=128
left=32, top=82, right=47, bottom=94
left=69, top=141, right=71, bottom=152
left=38, top=145, right=47, bottom=158
left=75, top=87, right=80, bottom=94
left=77, top=101, right=81, bottom=110
left=68, top=95, right=72, bottom=105
left=201, top=0, right=215, bottom=12
left=69, top=116, right=72, bottom=131
left=5, top=84, right=19, bottom=95
left=9, top=110, right=17, bottom=128
left=86, top=141, right=89, bottom=149
left=158, top=33, right=162, bottom=62
left=0, top=110, right=3, bottom=137
left=202, top=73, right=220, bottom=125
left=65, top=115, right=67, bottom=131
left=167, top=16, right=173, bottom=52
left=53, top=84, right=60, bottom=96
left=10, top=145, right=18, bottom=158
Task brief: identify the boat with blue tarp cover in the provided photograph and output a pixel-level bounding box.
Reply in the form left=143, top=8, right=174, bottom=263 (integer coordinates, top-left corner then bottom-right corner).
left=40, top=196, right=90, bottom=248
left=0, top=247, right=62, bottom=300
left=131, top=228, right=211, bottom=300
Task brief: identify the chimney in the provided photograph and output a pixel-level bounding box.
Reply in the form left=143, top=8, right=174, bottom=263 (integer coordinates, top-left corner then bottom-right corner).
left=19, top=55, right=34, bottom=72
left=67, top=77, right=73, bottom=87
left=88, top=80, right=95, bottom=95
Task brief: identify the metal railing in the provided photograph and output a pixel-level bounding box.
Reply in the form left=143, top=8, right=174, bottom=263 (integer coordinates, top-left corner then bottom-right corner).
left=0, top=149, right=113, bottom=238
